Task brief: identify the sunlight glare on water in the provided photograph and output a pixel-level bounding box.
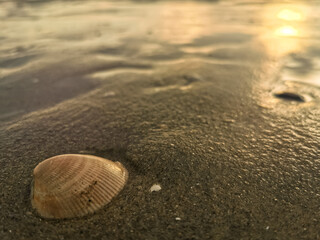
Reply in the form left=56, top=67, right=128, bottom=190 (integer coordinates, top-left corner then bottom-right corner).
left=149, top=2, right=210, bottom=44
left=277, top=9, right=304, bottom=21
left=260, top=5, right=307, bottom=57
left=275, top=8, right=304, bottom=37
left=275, top=25, right=299, bottom=37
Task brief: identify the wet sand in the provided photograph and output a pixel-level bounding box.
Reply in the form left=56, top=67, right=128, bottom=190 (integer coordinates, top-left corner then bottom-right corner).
left=1, top=1, right=320, bottom=239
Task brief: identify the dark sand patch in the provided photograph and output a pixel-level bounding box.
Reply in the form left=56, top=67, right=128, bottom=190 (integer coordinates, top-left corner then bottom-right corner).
left=0, top=57, right=152, bottom=122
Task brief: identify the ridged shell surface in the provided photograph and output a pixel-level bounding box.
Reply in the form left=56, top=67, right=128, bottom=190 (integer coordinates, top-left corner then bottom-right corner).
left=31, top=154, right=128, bottom=219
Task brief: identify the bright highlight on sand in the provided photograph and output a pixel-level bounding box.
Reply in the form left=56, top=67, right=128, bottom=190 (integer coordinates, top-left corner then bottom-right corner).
left=277, top=9, right=303, bottom=21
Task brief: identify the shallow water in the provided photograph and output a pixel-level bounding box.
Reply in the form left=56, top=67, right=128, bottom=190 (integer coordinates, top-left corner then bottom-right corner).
left=1, top=0, right=320, bottom=121
left=1, top=1, right=320, bottom=239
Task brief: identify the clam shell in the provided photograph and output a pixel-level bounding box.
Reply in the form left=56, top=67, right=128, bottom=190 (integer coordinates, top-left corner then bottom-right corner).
left=31, top=154, right=128, bottom=219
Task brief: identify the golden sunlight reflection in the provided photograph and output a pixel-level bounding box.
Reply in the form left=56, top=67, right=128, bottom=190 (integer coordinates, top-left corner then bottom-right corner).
left=277, top=9, right=303, bottom=21
left=153, top=3, right=209, bottom=44
left=275, top=25, right=299, bottom=37
left=260, top=6, right=307, bottom=57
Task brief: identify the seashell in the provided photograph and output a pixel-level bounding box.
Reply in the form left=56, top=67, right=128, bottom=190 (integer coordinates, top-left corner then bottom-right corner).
left=31, top=154, right=128, bottom=219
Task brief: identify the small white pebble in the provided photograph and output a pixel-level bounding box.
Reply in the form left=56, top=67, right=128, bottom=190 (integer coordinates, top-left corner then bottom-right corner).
left=150, top=184, right=161, bottom=192
left=175, top=217, right=181, bottom=221
left=266, top=226, right=269, bottom=230
left=103, top=91, right=116, bottom=97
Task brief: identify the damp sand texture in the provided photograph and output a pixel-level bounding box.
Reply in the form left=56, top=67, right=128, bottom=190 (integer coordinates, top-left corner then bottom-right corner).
left=1, top=1, right=320, bottom=240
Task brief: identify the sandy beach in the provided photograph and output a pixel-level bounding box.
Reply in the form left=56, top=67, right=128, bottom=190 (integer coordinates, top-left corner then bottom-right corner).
left=1, top=0, right=320, bottom=239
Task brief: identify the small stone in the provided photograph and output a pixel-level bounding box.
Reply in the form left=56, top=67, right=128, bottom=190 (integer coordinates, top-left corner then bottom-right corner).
left=26, top=211, right=32, bottom=216
left=103, top=91, right=116, bottom=97
left=175, top=217, right=181, bottom=221
left=150, top=184, right=161, bottom=192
